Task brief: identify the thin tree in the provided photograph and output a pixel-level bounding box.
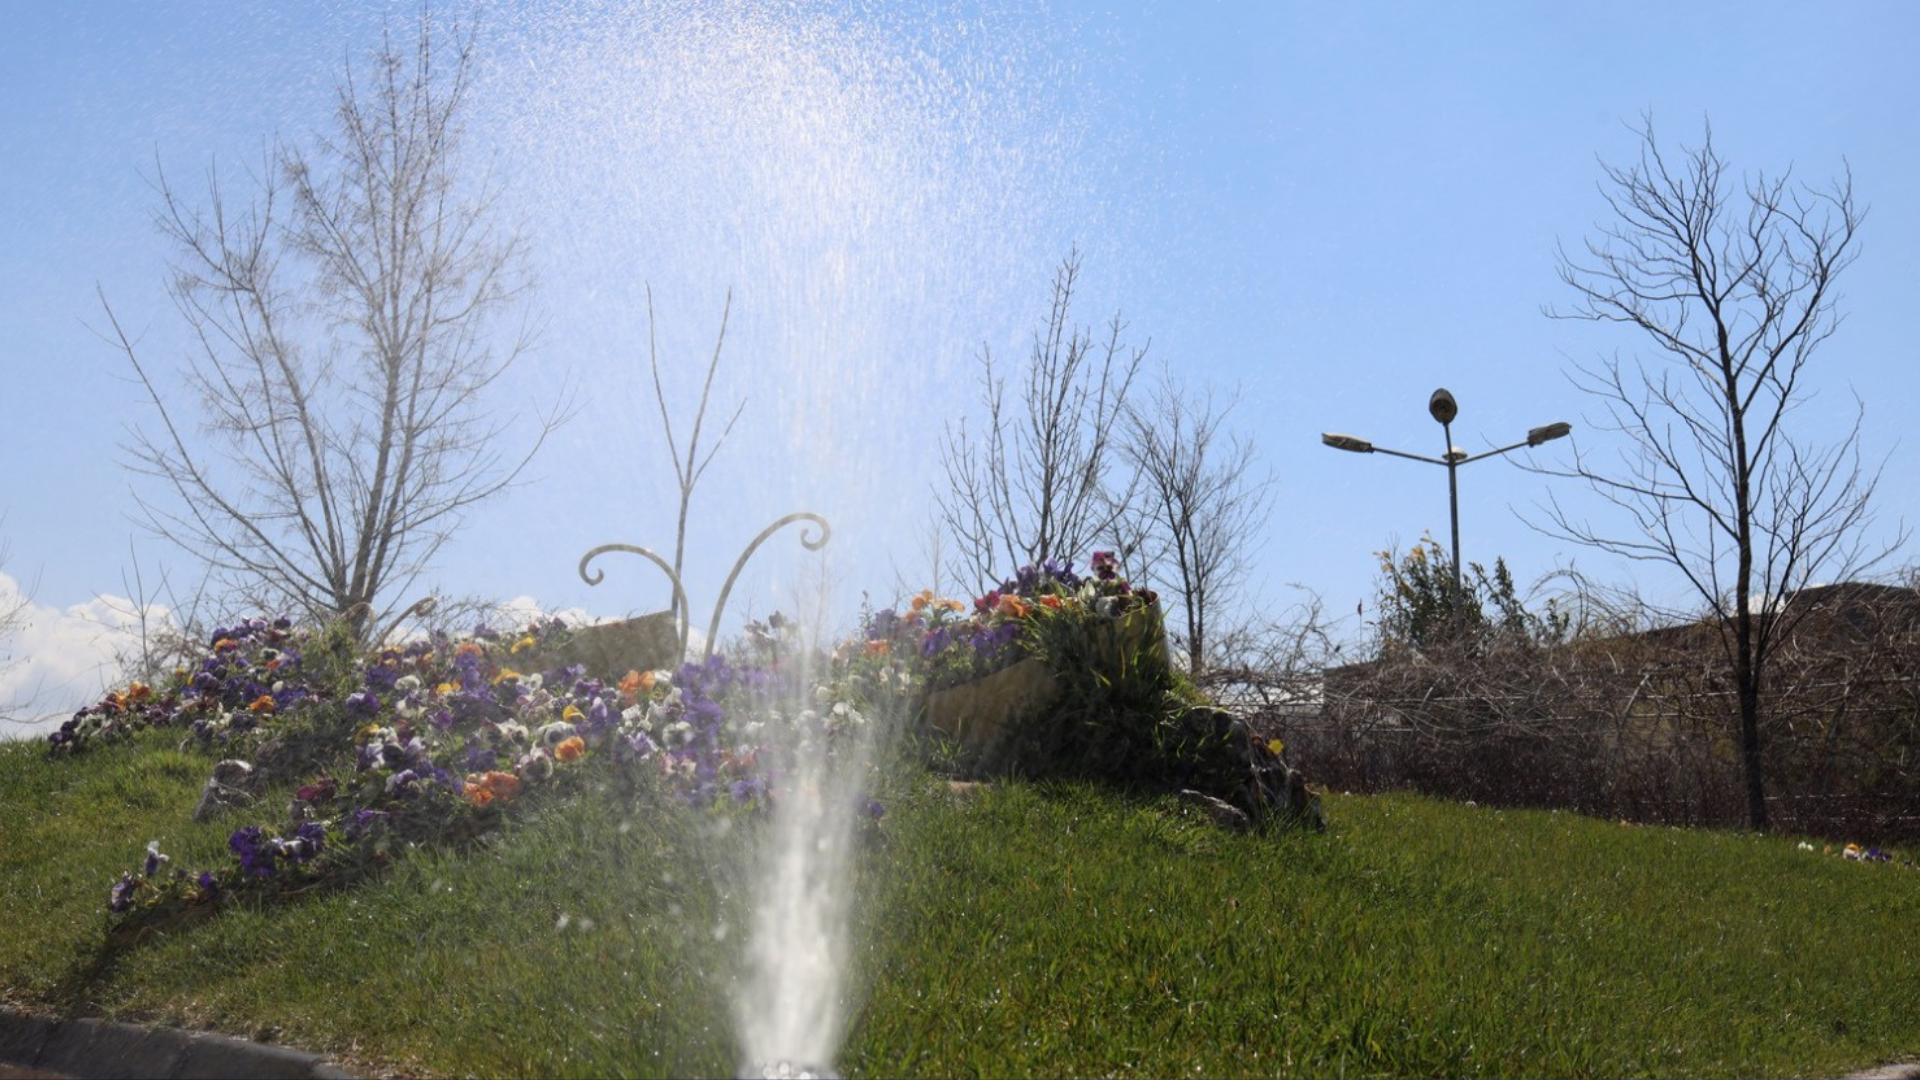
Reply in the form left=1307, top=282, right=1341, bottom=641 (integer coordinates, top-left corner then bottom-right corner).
left=101, top=14, right=562, bottom=638
left=1539, top=116, right=1892, bottom=830
left=936, top=251, right=1147, bottom=587
left=644, top=286, right=746, bottom=619
left=1119, top=372, right=1272, bottom=680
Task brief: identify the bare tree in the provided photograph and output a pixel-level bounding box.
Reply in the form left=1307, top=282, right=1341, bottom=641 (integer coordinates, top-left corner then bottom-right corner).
left=936, top=251, right=1147, bottom=587
left=644, top=286, right=745, bottom=619
left=1538, top=116, right=1893, bottom=829
left=1119, top=371, right=1273, bottom=680
left=0, top=523, right=38, bottom=728
left=102, top=14, right=562, bottom=638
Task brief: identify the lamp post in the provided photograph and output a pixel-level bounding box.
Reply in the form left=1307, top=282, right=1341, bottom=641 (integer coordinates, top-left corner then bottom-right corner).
left=1322, top=388, right=1570, bottom=614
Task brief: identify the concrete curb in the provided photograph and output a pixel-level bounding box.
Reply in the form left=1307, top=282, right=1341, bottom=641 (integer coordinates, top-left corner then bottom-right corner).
left=0, top=1010, right=355, bottom=1080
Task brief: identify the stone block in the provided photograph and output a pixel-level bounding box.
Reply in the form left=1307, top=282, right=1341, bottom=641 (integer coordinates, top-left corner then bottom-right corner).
left=532, top=611, right=681, bottom=680
left=0, top=1011, right=54, bottom=1067
left=924, top=658, right=1060, bottom=758
left=37, top=1018, right=184, bottom=1080
left=176, top=1032, right=333, bottom=1080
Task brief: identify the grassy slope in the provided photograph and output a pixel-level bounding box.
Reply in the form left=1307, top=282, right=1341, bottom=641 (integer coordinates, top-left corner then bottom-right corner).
left=2, top=730, right=1915, bottom=1079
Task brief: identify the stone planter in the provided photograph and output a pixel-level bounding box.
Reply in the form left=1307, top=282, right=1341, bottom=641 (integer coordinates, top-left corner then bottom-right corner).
left=530, top=611, right=680, bottom=680
left=923, top=658, right=1060, bottom=760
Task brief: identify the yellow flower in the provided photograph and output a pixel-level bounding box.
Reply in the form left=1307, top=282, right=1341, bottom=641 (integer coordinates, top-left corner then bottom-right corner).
left=1267, top=738, right=1285, bottom=757
left=562, top=704, right=585, bottom=724
left=491, top=667, right=522, bottom=686
left=511, top=635, right=537, bottom=654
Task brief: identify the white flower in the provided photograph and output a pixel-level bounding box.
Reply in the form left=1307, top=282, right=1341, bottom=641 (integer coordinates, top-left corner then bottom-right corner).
left=395, top=674, right=422, bottom=694
left=537, top=721, right=577, bottom=748
left=621, top=704, right=650, bottom=732
left=664, top=720, right=694, bottom=749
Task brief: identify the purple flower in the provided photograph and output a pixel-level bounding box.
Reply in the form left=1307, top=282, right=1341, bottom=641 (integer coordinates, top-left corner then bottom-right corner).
left=197, top=871, right=221, bottom=899
left=1091, top=551, right=1119, bottom=581
left=109, top=873, right=138, bottom=913
left=616, top=731, right=656, bottom=764
left=284, top=821, right=326, bottom=863
left=347, top=691, right=381, bottom=716
left=1042, top=558, right=1082, bottom=591
left=866, top=608, right=902, bottom=641
left=143, top=840, right=169, bottom=877
left=921, top=625, right=954, bottom=658
left=229, top=825, right=277, bottom=878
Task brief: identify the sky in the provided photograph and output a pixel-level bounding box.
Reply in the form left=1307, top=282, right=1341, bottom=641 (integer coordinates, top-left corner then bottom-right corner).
left=3, top=0, right=1917, bottom=735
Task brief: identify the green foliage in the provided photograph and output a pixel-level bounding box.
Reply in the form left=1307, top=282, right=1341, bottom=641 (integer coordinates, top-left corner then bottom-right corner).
left=1009, top=595, right=1197, bottom=787
left=1374, top=535, right=1570, bottom=651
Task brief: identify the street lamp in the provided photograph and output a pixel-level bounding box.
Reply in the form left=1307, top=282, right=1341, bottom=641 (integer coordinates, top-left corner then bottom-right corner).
left=1321, top=388, right=1571, bottom=611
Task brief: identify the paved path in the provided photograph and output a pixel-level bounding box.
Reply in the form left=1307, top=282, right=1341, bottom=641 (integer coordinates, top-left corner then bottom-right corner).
left=4, top=1004, right=1916, bottom=1079
left=0, top=1011, right=354, bottom=1080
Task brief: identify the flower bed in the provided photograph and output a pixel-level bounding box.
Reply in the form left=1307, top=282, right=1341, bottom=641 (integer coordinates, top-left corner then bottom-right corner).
left=85, top=616, right=889, bottom=944
left=861, top=552, right=1323, bottom=827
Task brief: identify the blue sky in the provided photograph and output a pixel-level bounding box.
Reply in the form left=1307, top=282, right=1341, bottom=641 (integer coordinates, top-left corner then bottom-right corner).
left=3, top=1, right=1917, bottom=728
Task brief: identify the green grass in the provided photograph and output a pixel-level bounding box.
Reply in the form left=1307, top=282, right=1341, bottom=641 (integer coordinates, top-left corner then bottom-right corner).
left=2, top=730, right=1916, bottom=1078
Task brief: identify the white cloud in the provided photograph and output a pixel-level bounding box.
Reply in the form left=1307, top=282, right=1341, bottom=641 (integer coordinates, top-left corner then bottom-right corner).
left=0, top=573, right=173, bottom=742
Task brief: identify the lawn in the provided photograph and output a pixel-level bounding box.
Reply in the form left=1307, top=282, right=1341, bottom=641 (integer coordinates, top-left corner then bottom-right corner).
left=2, top=728, right=1915, bottom=1079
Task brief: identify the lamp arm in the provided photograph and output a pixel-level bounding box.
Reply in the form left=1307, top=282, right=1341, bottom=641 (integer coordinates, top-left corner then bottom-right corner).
left=1369, top=445, right=1453, bottom=466
left=1457, top=439, right=1534, bottom=465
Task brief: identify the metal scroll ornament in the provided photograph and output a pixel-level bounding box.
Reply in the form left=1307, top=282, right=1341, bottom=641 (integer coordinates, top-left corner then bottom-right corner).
left=577, top=512, right=831, bottom=662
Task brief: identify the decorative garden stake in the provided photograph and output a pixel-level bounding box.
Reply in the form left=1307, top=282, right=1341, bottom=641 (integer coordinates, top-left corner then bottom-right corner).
left=578, top=512, right=832, bottom=662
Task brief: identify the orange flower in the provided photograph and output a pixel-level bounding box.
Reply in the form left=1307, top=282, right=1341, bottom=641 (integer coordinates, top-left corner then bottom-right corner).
left=617, top=669, right=650, bottom=704
left=248, top=694, right=276, bottom=714
left=128, top=682, right=153, bottom=702
left=995, top=594, right=1032, bottom=619
left=213, top=638, right=238, bottom=653
left=555, top=736, right=587, bottom=763
left=1038, top=594, right=1064, bottom=610
left=455, top=642, right=483, bottom=660
left=864, top=639, right=891, bottom=657
left=939, top=597, right=966, bottom=612
left=470, top=770, right=521, bottom=802
left=463, top=783, right=495, bottom=808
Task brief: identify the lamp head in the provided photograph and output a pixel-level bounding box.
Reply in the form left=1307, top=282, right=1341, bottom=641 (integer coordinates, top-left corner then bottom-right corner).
left=1428, top=388, right=1458, bottom=426
left=1527, top=421, right=1572, bottom=447
left=1321, top=432, right=1374, bottom=453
